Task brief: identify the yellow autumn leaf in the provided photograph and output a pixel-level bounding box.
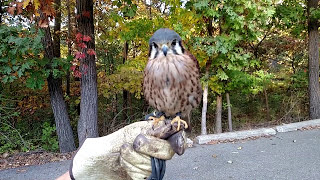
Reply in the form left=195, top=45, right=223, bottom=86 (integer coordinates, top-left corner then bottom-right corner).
left=33, top=0, right=40, bottom=10
left=23, top=0, right=31, bottom=8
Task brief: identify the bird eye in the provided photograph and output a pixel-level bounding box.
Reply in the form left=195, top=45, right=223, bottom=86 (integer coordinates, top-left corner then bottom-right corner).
left=171, top=39, right=177, bottom=46
left=153, top=42, right=158, bottom=48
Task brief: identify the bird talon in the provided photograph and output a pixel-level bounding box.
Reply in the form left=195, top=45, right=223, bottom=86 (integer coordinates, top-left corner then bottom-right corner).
left=171, top=116, right=188, bottom=131
left=149, top=115, right=166, bottom=125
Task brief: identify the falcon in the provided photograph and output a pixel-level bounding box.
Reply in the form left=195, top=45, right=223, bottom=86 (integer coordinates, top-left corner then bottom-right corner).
left=143, top=28, right=202, bottom=131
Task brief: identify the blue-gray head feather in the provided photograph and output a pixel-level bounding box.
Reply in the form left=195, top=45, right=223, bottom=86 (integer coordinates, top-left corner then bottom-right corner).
left=149, top=28, right=182, bottom=45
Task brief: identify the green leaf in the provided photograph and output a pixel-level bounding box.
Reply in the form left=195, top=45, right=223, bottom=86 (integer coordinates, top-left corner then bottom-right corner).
left=26, top=72, right=45, bottom=89
left=217, top=69, right=229, bottom=81
left=194, top=0, right=210, bottom=10
left=2, top=66, right=12, bottom=74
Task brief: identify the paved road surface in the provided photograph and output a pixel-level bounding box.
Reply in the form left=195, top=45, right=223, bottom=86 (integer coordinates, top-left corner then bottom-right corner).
left=1, top=129, right=319, bottom=180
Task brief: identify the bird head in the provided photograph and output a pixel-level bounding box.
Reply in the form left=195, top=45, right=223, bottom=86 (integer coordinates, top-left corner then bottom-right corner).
left=148, top=28, right=185, bottom=59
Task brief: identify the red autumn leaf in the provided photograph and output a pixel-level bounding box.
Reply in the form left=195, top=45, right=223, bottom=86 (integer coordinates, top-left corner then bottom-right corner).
left=82, top=35, right=91, bottom=42
left=70, top=65, right=77, bottom=71
left=77, top=42, right=87, bottom=48
left=74, top=70, right=82, bottom=78
left=75, top=52, right=86, bottom=59
left=87, top=49, right=96, bottom=56
left=82, top=11, right=90, bottom=18
left=76, top=33, right=83, bottom=42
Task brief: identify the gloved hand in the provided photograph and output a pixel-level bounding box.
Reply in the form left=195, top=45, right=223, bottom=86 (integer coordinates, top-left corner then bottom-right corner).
left=69, top=120, right=186, bottom=180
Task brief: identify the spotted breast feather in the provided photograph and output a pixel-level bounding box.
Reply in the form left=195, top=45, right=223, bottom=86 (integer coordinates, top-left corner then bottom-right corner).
left=143, top=52, right=202, bottom=119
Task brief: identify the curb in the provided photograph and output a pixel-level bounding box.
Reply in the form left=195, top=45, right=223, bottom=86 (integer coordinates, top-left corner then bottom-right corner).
left=195, top=128, right=276, bottom=145
left=275, top=119, right=320, bottom=132
left=195, top=119, right=320, bottom=145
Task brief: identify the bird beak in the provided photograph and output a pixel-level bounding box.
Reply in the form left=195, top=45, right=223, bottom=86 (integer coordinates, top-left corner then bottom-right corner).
left=162, top=45, right=168, bottom=56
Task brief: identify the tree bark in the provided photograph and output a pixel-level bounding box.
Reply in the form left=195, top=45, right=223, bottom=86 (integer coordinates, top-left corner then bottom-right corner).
left=264, top=88, right=271, bottom=121
left=308, top=0, right=320, bottom=119
left=77, top=0, right=98, bottom=145
left=214, top=95, right=222, bottom=133
left=47, top=74, right=76, bottom=152
left=42, top=21, right=76, bottom=152
left=226, top=93, right=232, bottom=132
left=122, top=41, right=129, bottom=121
left=149, top=0, right=152, bottom=20
left=66, top=0, right=72, bottom=96
left=201, top=81, right=208, bottom=135
left=0, top=0, right=3, bottom=24
left=53, top=0, right=61, bottom=58
left=200, top=17, right=213, bottom=135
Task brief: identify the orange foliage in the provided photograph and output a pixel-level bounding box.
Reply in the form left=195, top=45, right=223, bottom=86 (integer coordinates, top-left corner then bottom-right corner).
left=7, top=0, right=56, bottom=27
left=16, top=82, right=50, bottom=116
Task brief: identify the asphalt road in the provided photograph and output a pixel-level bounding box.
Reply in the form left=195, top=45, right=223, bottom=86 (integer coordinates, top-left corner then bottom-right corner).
left=1, top=129, right=319, bottom=180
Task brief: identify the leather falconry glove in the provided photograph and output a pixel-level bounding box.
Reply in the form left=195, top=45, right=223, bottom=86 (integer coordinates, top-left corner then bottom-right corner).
left=69, top=120, right=186, bottom=180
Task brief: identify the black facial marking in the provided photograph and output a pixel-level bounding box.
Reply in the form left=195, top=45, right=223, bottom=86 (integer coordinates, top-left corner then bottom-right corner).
left=172, top=40, right=181, bottom=55
left=154, top=50, right=159, bottom=59
left=179, top=41, right=185, bottom=53
left=148, top=45, right=152, bottom=57
left=153, top=43, right=159, bottom=58
left=172, top=39, right=177, bottom=46
left=153, top=42, right=158, bottom=48
left=149, top=42, right=159, bottom=59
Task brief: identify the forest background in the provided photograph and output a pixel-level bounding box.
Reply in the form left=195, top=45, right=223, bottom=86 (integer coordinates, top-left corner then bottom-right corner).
left=1, top=0, right=320, bottom=153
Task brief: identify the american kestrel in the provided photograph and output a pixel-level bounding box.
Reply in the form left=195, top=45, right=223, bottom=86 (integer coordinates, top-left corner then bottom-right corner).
left=143, top=28, right=202, bottom=131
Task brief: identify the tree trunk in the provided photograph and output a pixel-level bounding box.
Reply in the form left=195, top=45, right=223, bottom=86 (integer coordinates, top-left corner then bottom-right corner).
left=77, top=0, right=98, bottom=145
left=308, top=0, right=320, bottom=119
left=42, top=22, right=76, bottom=153
left=66, top=64, right=71, bottom=97
left=66, top=0, right=72, bottom=96
left=133, top=42, right=136, bottom=58
left=47, top=74, right=76, bottom=152
left=264, top=88, right=271, bottom=121
left=122, top=41, right=129, bottom=121
left=53, top=0, right=61, bottom=58
left=109, top=95, right=117, bottom=132
left=200, top=18, right=213, bottom=135
left=226, top=93, right=232, bottom=132
left=201, top=82, right=208, bottom=135
left=0, top=0, right=3, bottom=23
left=149, top=0, right=152, bottom=20
left=214, top=95, right=222, bottom=133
